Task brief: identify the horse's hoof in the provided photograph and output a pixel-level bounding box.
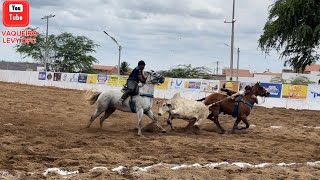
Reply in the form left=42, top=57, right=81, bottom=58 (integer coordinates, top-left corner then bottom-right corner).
left=219, top=130, right=226, bottom=134
left=161, top=130, right=167, bottom=133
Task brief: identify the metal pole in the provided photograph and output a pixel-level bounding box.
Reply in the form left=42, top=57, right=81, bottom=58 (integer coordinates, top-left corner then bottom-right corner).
left=237, top=48, right=240, bottom=81
left=118, top=46, right=121, bottom=76
left=230, top=0, right=236, bottom=81
left=216, top=61, right=219, bottom=75
left=103, top=31, right=121, bottom=77
left=44, top=17, right=49, bottom=71
left=42, top=14, right=55, bottom=71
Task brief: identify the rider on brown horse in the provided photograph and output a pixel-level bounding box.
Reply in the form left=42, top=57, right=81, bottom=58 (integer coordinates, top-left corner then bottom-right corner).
left=200, top=82, right=269, bottom=134
left=227, top=85, right=257, bottom=100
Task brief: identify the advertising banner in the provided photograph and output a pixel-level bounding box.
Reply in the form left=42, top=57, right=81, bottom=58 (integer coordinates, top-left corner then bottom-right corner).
left=156, top=78, right=171, bottom=89
left=282, top=84, right=308, bottom=99
left=97, top=74, right=108, bottom=84
left=307, top=84, right=320, bottom=101
left=78, top=74, right=88, bottom=83
left=260, top=83, right=282, bottom=98
left=87, top=74, right=98, bottom=84
left=107, top=75, right=119, bottom=86
left=38, top=72, right=46, bottom=80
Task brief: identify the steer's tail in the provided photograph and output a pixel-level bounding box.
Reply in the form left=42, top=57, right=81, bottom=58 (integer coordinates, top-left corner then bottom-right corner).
left=85, top=90, right=101, bottom=105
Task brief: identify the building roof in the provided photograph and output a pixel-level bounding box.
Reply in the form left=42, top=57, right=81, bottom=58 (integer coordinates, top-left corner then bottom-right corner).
left=254, top=72, right=282, bottom=76
left=223, top=68, right=252, bottom=77
left=0, top=61, right=39, bottom=71
left=305, top=64, right=320, bottom=72
left=93, top=65, right=117, bottom=71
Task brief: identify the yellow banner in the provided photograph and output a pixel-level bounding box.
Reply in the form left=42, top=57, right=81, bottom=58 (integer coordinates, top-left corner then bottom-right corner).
left=282, top=84, right=308, bottom=99
left=220, top=81, right=239, bottom=92
left=87, top=74, right=98, bottom=84
left=107, top=75, right=119, bottom=86
left=156, top=78, right=171, bottom=89
left=118, top=76, right=128, bottom=86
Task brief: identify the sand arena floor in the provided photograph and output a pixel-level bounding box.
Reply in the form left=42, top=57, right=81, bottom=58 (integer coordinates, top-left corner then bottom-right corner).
left=0, top=82, right=319, bottom=179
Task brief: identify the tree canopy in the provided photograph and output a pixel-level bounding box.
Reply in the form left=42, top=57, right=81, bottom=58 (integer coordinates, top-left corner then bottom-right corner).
left=270, top=75, right=315, bottom=84
left=120, top=61, right=131, bottom=75
left=158, top=64, right=213, bottom=79
left=258, top=0, right=320, bottom=72
left=15, top=28, right=99, bottom=73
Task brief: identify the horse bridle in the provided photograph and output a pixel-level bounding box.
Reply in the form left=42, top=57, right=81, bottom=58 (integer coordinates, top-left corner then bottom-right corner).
left=144, top=71, right=163, bottom=85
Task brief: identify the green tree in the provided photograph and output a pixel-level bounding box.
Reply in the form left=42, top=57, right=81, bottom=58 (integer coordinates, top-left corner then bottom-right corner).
left=258, top=0, right=320, bottom=72
left=270, top=76, right=286, bottom=83
left=120, top=61, right=130, bottom=75
left=289, top=75, right=315, bottom=85
left=159, top=64, right=213, bottom=79
left=15, top=28, right=99, bottom=72
left=15, top=27, right=56, bottom=68
left=53, top=33, right=99, bottom=72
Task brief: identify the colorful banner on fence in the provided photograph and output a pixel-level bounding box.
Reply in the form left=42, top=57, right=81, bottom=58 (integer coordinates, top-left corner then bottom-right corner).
left=62, top=73, right=79, bottom=82
left=118, top=76, right=128, bottom=86
left=220, top=81, right=239, bottom=92
left=282, top=84, right=308, bottom=99
left=200, top=80, right=219, bottom=92
left=87, top=74, right=98, bottom=84
left=156, top=78, right=171, bottom=89
left=170, top=79, right=184, bottom=89
left=107, top=75, right=119, bottom=86
left=53, top=73, right=62, bottom=81
left=97, top=74, right=108, bottom=84
left=260, top=83, right=282, bottom=98
left=184, top=80, right=201, bottom=90
left=38, top=72, right=46, bottom=80
left=78, top=74, right=88, bottom=83
left=46, top=72, right=54, bottom=81
left=307, top=84, right=320, bottom=101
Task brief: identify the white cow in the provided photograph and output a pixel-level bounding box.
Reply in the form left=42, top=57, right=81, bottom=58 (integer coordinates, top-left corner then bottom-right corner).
left=157, top=93, right=210, bottom=131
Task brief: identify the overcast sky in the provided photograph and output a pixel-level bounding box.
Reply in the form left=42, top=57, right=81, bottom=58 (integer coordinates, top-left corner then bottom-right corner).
left=0, top=0, right=286, bottom=73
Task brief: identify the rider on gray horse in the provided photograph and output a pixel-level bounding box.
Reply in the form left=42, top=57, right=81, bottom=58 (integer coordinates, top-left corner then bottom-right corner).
left=119, top=60, right=147, bottom=104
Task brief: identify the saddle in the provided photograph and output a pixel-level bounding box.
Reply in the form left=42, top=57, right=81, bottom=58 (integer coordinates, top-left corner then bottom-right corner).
left=232, top=96, right=254, bottom=118
left=121, top=85, right=138, bottom=113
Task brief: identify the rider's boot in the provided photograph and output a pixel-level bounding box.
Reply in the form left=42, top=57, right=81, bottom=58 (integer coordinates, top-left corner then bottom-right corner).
left=119, top=92, right=129, bottom=105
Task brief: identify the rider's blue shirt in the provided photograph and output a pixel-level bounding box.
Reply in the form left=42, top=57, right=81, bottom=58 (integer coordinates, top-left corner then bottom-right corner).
left=128, top=67, right=143, bottom=83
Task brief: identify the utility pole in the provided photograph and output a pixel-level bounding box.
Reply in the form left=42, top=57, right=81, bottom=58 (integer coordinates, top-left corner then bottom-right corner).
left=41, top=14, right=55, bottom=71
left=236, top=48, right=240, bottom=81
left=224, top=0, right=236, bottom=81
left=224, top=43, right=240, bottom=81
left=216, top=61, right=219, bottom=75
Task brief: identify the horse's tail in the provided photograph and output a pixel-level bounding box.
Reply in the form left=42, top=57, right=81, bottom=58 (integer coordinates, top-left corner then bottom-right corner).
left=85, top=90, right=101, bottom=105
left=196, top=97, right=206, bottom=102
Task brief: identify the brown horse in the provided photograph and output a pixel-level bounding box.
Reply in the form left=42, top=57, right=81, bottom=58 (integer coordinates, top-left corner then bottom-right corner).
left=201, top=82, right=269, bottom=134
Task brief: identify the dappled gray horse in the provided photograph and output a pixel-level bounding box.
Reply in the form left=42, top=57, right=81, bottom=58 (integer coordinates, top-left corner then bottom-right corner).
left=86, top=71, right=166, bottom=136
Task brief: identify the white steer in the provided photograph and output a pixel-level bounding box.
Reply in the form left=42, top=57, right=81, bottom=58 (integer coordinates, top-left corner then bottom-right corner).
left=157, top=93, right=209, bottom=131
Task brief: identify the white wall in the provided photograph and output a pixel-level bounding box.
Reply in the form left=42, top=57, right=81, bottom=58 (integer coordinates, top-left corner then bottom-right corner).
left=1, top=70, right=319, bottom=111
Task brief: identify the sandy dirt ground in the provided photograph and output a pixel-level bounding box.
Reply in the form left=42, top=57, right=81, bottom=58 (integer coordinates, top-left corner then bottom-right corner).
left=0, top=82, right=319, bottom=179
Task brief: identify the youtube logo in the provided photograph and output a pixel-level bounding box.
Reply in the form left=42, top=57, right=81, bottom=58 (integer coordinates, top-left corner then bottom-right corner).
left=2, top=0, right=30, bottom=27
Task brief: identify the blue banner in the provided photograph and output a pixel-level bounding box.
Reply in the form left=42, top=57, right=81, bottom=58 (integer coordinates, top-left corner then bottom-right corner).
left=78, top=74, right=88, bottom=83
left=308, top=84, right=320, bottom=101
left=38, top=72, right=46, bottom=80
left=260, top=83, right=282, bottom=98
left=97, top=74, right=108, bottom=84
